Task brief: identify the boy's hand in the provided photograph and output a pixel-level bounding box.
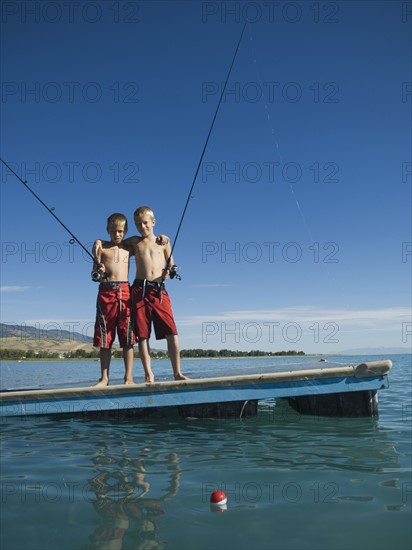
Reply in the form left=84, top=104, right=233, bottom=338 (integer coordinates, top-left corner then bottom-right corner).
left=94, top=262, right=106, bottom=273
left=162, top=265, right=181, bottom=281
left=91, top=261, right=108, bottom=282
left=156, top=234, right=169, bottom=246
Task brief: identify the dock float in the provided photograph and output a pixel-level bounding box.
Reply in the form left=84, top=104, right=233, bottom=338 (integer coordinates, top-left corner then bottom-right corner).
left=0, top=360, right=392, bottom=419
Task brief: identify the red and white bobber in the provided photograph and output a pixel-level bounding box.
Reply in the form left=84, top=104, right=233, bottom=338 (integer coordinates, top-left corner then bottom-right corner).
left=210, top=490, right=228, bottom=511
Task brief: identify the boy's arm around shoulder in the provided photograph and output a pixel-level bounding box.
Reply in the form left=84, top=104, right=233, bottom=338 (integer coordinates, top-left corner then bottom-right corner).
left=157, top=234, right=170, bottom=245
left=122, top=235, right=141, bottom=254
left=123, top=235, right=140, bottom=246
left=122, top=235, right=170, bottom=247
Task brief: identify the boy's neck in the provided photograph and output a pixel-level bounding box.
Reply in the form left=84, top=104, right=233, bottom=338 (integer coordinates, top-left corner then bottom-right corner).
left=140, top=232, right=155, bottom=241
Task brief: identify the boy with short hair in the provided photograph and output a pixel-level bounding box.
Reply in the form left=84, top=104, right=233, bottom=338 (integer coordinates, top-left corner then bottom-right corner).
left=92, top=213, right=136, bottom=386
left=129, top=206, right=187, bottom=382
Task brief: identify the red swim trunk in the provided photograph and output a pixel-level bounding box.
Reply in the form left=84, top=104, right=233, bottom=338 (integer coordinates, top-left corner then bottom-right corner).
left=131, top=281, right=177, bottom=340
left=93, top=282, right=136, bottom=349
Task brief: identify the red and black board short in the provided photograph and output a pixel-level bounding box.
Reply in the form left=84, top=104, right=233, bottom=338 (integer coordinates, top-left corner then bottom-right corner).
left=131, top=280, right=177, bottom=340
left=93, top=282, right=136, bottom=349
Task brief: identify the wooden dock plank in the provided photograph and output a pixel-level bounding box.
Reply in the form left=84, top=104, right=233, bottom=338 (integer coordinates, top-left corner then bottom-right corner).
left=0, top=360, right=392, bottom=418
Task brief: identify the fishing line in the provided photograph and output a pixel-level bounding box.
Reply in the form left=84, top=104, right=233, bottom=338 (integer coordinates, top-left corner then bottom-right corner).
left=247, top=28, right=315, bottom=244
left=246, top=27, right=342, bottom=307
left=0, top=157, right=95, bottom=261
left=163, top=19, right=249, bottom=280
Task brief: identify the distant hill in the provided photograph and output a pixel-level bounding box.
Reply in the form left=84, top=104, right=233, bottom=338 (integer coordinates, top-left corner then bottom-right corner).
left=1, top=337, right=96, bottom=354
left=0, top=323, right=93, bottom=344
left=0, top=323, right=96, bottom=354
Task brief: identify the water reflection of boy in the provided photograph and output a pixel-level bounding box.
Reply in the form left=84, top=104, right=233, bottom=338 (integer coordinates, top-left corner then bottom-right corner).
left=88, top=448, right=180, bottom=549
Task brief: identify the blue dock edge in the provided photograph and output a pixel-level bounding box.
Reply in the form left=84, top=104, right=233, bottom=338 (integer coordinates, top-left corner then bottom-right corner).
left=0, top=360, right=392, bottom=418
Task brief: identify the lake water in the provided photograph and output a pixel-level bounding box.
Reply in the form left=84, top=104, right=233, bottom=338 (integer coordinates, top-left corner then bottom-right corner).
left=1, top=354, right=411, bottom=550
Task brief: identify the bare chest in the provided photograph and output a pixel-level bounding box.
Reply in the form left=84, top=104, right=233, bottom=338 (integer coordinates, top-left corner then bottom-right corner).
left=135, top=241, right=163, bottom=259
left=101, top=246, right=130, bottom=264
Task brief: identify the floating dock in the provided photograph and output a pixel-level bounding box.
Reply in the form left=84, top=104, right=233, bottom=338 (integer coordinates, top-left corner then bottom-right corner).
left=0, top=360, right=392, bottom=418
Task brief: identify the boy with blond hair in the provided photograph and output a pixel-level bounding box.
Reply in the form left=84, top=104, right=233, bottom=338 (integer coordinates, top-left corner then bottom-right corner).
left=129, top=206, right=187, bottom=382
left=92, top=213, right=136, bottom=386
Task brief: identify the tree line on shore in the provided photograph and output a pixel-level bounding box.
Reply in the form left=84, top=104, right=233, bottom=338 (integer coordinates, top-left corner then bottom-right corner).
left=0, top=348, right=305, bottom=360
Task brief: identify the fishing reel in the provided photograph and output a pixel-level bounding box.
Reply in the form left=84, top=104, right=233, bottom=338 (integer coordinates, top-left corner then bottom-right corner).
left=91, top=262, right=110, bottom=283
left=169, top=265, right=181, bottom=280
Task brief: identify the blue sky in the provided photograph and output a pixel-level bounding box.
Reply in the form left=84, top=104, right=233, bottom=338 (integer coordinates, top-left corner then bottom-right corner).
left=1, top=0, right=411, bottom=354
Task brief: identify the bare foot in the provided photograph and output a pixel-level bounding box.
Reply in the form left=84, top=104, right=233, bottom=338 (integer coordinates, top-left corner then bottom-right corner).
left=145, top=375, right=154, bottom=383
left=124, top=379, right=135, bottom=385
left=93, top=379, right=109, bottom=387
left=174, top=373, right=189, bottom=381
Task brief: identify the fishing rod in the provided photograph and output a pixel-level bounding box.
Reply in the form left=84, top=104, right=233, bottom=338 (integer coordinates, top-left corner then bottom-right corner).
left=162, top=19, right=249, bottom=284
left=0, top=157, right=95, bottom=263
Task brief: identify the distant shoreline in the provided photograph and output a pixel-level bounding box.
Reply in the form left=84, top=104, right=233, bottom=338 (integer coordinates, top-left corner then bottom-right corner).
left=2, top=353, right=411, bottom=364
left=3, top=354, right=326, bottom=363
